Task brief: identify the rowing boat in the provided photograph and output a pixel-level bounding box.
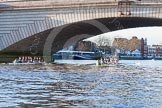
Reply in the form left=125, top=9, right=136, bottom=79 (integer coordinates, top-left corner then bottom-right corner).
left=8, top=62, right=45, bottom=65
left=96, top=62, right=118, bottom=67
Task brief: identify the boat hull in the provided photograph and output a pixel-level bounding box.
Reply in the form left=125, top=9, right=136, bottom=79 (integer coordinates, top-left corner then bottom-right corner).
left=96, top=62, right=118, bottom=67
left=8, top=62, right=44, bottom=65
left=72, top=55, right=97, bottom=60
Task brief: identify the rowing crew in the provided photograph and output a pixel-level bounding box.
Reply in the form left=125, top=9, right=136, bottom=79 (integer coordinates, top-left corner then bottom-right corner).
left=13, top=56, right=44, bottom=64
left=96, top=56, right=118, bottom=66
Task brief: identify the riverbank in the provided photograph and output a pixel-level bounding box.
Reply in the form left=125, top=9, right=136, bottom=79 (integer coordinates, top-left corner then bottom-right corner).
left=119, top=56, right=162, bottom=60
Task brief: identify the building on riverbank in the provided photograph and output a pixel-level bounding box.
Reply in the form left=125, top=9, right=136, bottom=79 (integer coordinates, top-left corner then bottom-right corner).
left=113, top=36, right=162, bottom=60
left=141, top=38, right=148, bottom=58
left=74, top=41, right=98, bottom=52
left=147, top=45, right=162, bottom=59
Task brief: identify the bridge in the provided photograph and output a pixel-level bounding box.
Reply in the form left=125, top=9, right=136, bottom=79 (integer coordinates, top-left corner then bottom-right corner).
left=0, top=0, right=162, bottom=62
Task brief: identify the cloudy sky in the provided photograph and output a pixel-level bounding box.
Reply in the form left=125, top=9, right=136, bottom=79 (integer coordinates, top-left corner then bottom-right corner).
left=87, top=27, right=162, bottom=45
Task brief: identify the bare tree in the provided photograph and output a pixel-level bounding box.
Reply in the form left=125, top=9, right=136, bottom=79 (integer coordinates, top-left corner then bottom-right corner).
left=95, top=35, right=112, bottom=47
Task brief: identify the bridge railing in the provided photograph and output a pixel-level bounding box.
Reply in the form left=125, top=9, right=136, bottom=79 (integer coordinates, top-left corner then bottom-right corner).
left=1, top=0, right=162, bottom=10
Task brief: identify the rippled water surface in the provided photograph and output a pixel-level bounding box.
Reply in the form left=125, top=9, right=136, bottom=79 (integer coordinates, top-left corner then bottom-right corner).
left=0, top=60, right=162, bottom=108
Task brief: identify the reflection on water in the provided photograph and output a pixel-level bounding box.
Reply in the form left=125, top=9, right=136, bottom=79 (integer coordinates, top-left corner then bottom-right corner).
left=0, top=60, right=162, bottom=107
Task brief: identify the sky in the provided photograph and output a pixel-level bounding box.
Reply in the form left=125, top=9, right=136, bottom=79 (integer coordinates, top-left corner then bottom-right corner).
left=86, top=27, right=162, bottom=46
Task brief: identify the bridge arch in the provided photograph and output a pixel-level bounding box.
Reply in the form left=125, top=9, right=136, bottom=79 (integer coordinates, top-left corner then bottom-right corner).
left=1, top=0, right=162, bottom=51
left=1, top=17, right=162, bottom=62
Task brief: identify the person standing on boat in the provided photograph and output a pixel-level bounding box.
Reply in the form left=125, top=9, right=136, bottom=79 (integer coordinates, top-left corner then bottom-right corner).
left=18, top=57, right=22, bottom=63
left=22, top=56, right=25, bottom=63
left=108, top=57, right=110, bottom=63
left=114, top=58, right=118, bottom=64
left=114, top=52, right=119, bottom=63
left=110, top=56, right=113, bottom=63
left=101, top=57, right=105, bottom=64
left=96, top=59, right=101, bottom=66
left=104, top=57, right=107, bottom=64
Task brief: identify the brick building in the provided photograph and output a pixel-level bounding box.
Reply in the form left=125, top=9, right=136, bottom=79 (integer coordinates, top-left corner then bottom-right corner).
left=74, top=41, right=97, bottom=52
left=141, top=38, right=148, bottom=57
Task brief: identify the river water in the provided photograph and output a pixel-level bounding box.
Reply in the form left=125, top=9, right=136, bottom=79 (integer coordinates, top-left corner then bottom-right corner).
left=0, top=60, right=162, bottom=108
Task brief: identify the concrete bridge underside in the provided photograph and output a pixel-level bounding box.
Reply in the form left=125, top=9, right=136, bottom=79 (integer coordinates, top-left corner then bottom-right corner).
left=1, top=17, right=162, bottom=62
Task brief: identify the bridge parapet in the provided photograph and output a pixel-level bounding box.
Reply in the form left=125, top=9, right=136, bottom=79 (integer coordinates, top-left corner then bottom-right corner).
left=1, top=0, right=162, bottom=10
left=0, top=0, right=117, bottom=10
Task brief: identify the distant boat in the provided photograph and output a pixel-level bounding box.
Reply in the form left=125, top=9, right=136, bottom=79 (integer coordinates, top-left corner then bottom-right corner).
left=72, top=55, right=96, bottom=60
left=96, top=56, right=119, bottom=67
left=96, top=62, right=118, bottom=67
left=9, top=62, right=44, bottom=65
left=10, top=59, right=45, bottom=65
left=52, top=51, right=99, bottom=61
left=72, top=52, right=98, bottom=60
left=119, top=55, right=143, bottom=60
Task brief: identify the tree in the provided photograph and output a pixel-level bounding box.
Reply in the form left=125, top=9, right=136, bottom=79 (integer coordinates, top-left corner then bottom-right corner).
left=94, top=36, right=112, bottom=55
left=95, top=35, right=112, bottom=47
